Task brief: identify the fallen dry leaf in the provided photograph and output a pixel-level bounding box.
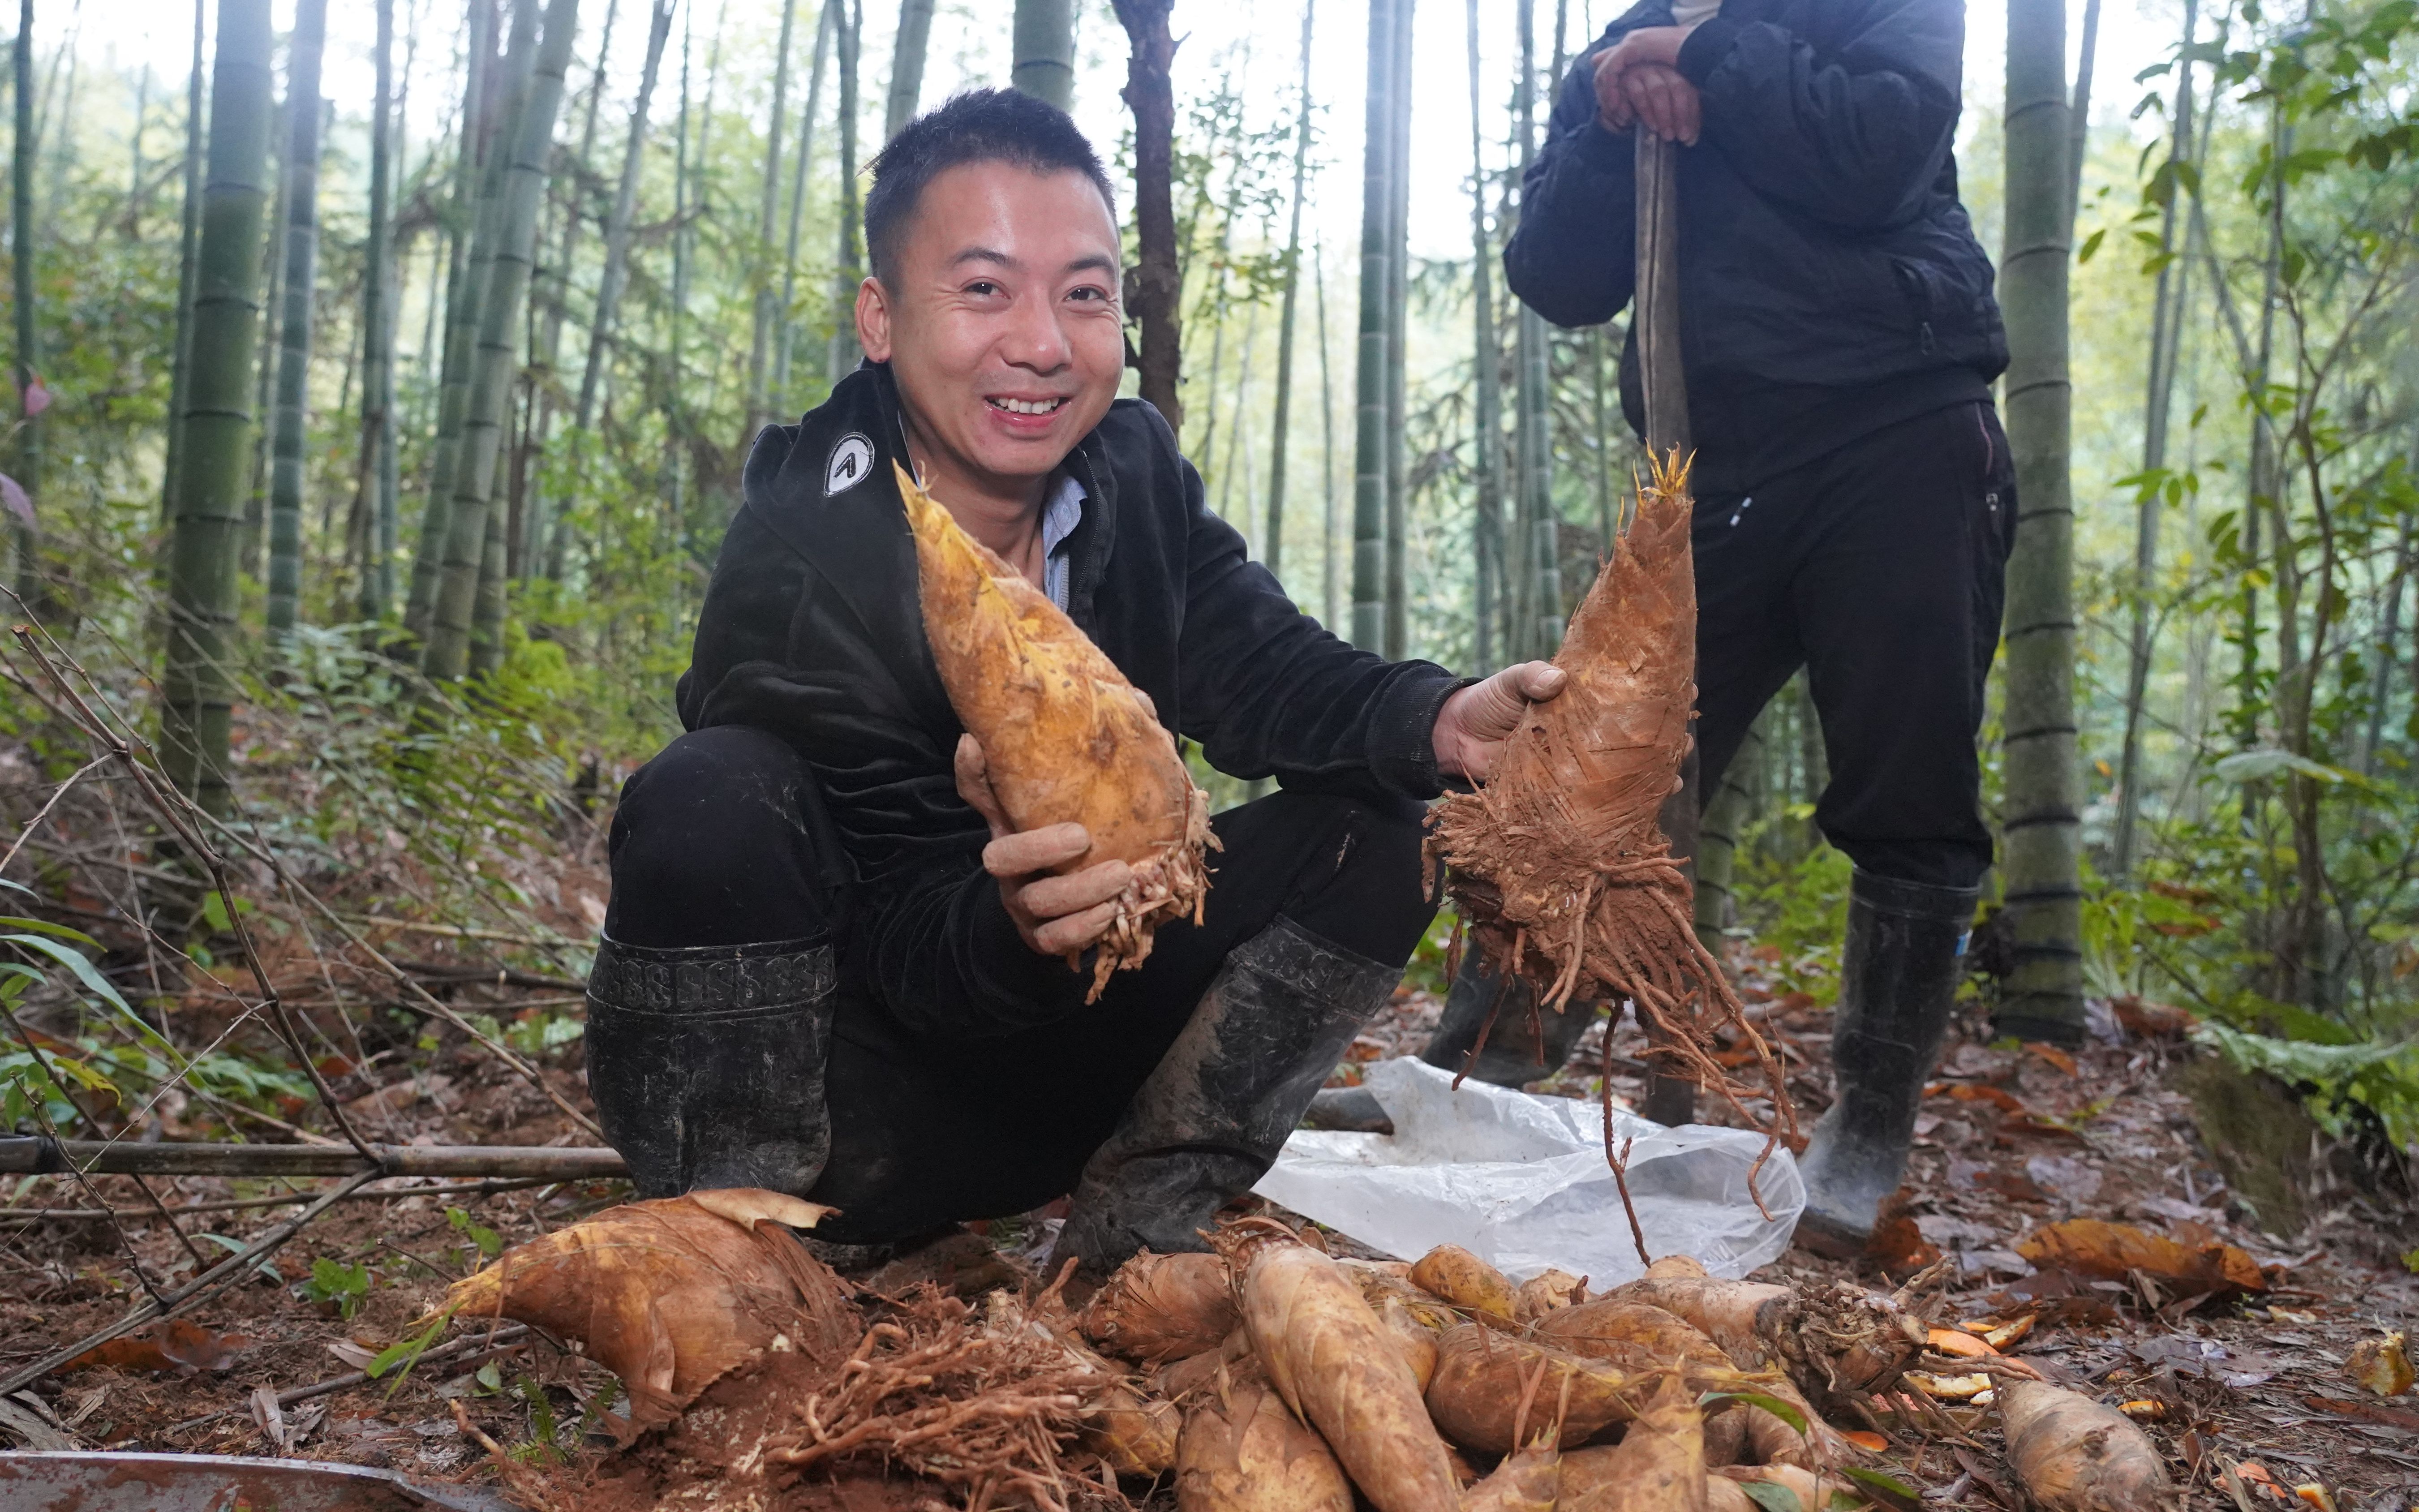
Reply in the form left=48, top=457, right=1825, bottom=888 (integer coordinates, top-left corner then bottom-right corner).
left=2294, top=1486, right=2337, bottom=1512
left=56, top=1317, right=253, bottom=1375
left=2024, top=1042, right=2079, bottom=1076
left=2344, top=1331, right=2414, bottom=1397
left=2303, top=1393, right=2419, bottom=1431
left=2015, top=1219, right=2267, bottom=1297
left=2117, top=1399, right=2168, bottom=1421
left=1841, top=1430, right=1889, bottom=1452
left=2111, top=995, right=2199, bottom=1039
left=1866, top=1214, right=1942, bottom=1275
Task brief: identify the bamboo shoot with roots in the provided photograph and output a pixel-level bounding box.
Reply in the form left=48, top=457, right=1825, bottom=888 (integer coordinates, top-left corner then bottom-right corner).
left=1426, top=453, right=1794, bottom=1163
left=902, top=462, right=1212, bottom=999
left=437, top=1189, right=851, bottom=1439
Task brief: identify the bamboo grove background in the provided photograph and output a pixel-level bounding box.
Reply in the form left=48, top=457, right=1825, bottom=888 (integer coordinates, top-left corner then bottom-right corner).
left=4, top=0, right=2419, bottom=1133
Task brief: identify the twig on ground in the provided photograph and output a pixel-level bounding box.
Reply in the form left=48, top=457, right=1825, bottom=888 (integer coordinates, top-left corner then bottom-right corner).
left=0, top=1166, right=383, bottom=1393
left=0, top=1173, right=570, bottom=1220
left=164, top=1327, right=533, bottom=1435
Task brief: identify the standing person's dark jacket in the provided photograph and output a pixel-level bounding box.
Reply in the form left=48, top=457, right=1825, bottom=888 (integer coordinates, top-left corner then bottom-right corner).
left=1506, top=0, right=2007, bottom=495
left=674, top=364, right=1464, bottom=1040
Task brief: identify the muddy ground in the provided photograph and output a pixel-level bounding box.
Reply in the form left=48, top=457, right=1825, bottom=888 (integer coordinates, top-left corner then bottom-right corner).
left=5, top=943, right=2419, bottom=1508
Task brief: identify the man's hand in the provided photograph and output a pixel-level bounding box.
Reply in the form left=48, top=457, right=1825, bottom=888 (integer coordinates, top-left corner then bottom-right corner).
left=956, top=734, right=1133, bottom=957
left=1592, top=28, right=1703, bottom=145
left=1433, top=662, right=1568, bottom=783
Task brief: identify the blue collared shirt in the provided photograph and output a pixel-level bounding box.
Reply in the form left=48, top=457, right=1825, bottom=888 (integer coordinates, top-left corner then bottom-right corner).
left=1040, top=472, right=1086, bottom=610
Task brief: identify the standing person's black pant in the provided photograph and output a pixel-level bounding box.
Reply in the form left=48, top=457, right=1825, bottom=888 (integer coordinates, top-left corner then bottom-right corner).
left=594, top=724, right=1435, bottom=1246
left=1691, top=400, right=2018, bottom=891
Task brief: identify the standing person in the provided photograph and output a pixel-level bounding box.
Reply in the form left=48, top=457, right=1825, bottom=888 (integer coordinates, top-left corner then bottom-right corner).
left=585, top=90, right=1566, bottom=1281
left=1498, top=0, right=2016, bottom=1257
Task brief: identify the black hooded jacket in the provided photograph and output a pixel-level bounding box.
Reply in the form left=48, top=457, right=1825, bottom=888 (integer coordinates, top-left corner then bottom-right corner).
left=674, top=365, right=1464, bottom=1038
left=1506, top=0, right=2007, bottom=494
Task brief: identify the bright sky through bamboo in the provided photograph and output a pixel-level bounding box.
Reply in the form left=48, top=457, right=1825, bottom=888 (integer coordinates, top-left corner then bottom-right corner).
left=77, top=0, right=2184, bottom=268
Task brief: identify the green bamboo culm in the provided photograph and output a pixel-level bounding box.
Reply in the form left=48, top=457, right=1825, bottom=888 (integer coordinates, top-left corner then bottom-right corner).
left=357, top=0, right=398, bottom=623
left=264, top=0, right=329, bottom=635
left=422, top=0, right=583, bottom=683
left=1349, top=0, right=1396, bottom=653
left=12, top=0, right=43, bottom=593
left=162, top=0, right=278, bottom=814
left=403, top=0, right=513, bottom=643
left=1995, top=0, right=2086, bottom=1040
left=160, top=0, right=208, bottom=529
left=1010, top=0, right=1074, bottom=111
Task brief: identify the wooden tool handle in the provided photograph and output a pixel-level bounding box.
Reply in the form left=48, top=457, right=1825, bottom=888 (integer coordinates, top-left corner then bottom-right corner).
left=1634, top=129, right=1690, bottom=463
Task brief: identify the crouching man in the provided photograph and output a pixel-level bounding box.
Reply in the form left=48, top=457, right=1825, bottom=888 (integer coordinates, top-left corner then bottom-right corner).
left=584, top=90, right=1561, bottom=1279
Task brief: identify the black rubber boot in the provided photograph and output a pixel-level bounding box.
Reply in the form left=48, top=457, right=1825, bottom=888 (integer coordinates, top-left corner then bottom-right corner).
left=1053, top=916, right=1401, bottom=1276
left=584, top=934, right=838, bottom=1198
left=1421, top=948, right=1597, bottom=1085
left=1793, top=869, right=1979, bottom=1257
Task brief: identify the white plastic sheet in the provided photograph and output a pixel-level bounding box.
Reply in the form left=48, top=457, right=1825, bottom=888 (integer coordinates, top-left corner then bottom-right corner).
left=1254, top=1057, right=1803, bottom=1285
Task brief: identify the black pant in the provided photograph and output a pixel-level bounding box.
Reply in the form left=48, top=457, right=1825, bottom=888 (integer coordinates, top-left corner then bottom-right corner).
left=603, top=726, right=1435, bottom=1242
left=1692, top=401, right=2018, bottom=891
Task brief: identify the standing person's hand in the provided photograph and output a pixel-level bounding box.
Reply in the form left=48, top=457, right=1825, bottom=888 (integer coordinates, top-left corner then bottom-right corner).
left=955, top=734, right=1132, bottom=957
left=1591, top=28, right=1704, bottom=145
left=1432, top=662, right=1569, bottom=783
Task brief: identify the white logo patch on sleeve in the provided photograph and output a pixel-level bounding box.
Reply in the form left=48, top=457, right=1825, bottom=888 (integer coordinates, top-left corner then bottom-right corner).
left=824, top=432, right=876, bottom=496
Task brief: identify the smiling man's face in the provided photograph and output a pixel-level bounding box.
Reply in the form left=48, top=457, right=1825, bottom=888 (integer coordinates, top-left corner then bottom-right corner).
left=857, top=160, right=1125, bottom=503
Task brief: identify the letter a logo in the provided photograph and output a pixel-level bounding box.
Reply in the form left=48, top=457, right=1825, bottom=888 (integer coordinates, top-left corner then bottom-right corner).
left=825, top=432, right=875, bottom=496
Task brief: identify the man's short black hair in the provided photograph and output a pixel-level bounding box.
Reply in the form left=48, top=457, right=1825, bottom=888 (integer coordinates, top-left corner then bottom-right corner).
left=864, top=88, right=1118, bottom=284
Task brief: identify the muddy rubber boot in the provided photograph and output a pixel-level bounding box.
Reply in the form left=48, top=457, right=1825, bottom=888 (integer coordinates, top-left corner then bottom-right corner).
left=1792, top=870, right=1978, bottom=1257
left=584, top=934, right=838, bottom=1198
left=1054, top=916, right=1401, bottom=1277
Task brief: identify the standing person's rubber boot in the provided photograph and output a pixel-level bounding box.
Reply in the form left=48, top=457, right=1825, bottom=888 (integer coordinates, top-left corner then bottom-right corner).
left=1053, top=916, right=1401, bottom=1277
left=1300, top=951, right=1593, bottom=1133
left=1792, top=869, right=1979, bottom=1257
left=585, top=936, right=841, bottom=1198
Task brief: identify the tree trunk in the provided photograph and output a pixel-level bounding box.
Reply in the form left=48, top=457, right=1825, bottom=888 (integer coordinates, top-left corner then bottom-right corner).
left=1996, top=0, right=2084, bottom=1040
left=404, top=0, right=508, bottom=640
left=160, top=0, right=207, bottom=527
left=826, top=0, right=863, bottom=382
left=769, top=0, right=836, bottom=412
left=520, top=0, right=619, bottom=576
left=2110, top=0, right=2196, bottom=879
left=745, top=0, right=799, bottom=438
left=2064, top=0, right=2101, bottom=229
left=1382, top=0, right=1414, bottom=660
left=355, top=0, right=400, bottom=624
left=1011, top=0, right=1074, bottom=111
left=1466, top=0, right=1503, bottom=673
left=162, top=0, right=277, bottom=813
left=1514, top=0, right=1557, bottom=658
left=264, top=0, right=328, bottom=634
left=1263, top=0, right=1315, bottom=587
left=572, top=0, right=671, bottom=432
left=242, top=109, right=284, bottom=584
left=1695, top=704, right=1768, bottom=945
left=546, top=0, right=671, bottom=582
left=1110, top=0, right=1178, bottom=428
left=884, top=0, right=933, bottom=138
left=1349, top=0, right=1396, bottom=653
left=10, top=0, right=39, bottom=593
left=423, top=0, right=583, bottom=683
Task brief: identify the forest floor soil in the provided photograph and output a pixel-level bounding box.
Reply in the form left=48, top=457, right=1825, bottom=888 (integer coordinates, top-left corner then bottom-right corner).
left=6, top=940, right=2419, bottom=1508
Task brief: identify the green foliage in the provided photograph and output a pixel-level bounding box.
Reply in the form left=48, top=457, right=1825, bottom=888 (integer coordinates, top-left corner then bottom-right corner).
left=301, top=1256, right=374, bottom=1319
left=1731, top=842, right=1855, bottom=1002
left=2199, top=1019, right=2419, bottom=1146
left=448, top=1205, right=505, bottom=1264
